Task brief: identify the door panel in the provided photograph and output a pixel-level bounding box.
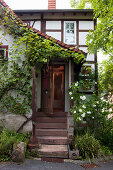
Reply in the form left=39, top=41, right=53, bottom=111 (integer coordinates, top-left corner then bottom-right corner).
left=53, top=65, right=65, bottom=111
left=41, top=66, right=53, bottom=113
left=41, top=65, right=65, bottom=112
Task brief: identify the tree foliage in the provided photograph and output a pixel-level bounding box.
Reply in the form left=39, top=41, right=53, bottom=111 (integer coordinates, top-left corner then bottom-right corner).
left=99, top=58, right=113, bottom=96
left=71, top=0, right=113, bottom=56
left=71, top=0, right=113, bottom=95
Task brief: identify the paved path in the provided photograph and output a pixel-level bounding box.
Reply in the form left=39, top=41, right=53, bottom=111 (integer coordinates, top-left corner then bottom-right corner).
left=0, top=159, right=113, bottom=170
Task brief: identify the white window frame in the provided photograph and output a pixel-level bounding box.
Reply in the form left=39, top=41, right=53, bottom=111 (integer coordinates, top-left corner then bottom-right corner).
left=64, top=21, right=76, bottom=45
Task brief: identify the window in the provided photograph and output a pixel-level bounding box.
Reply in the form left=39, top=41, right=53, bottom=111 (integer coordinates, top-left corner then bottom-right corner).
left=80, top=65, right=95, bottom=92
left=81, top=66, right=91, bottom=75
left=0, top=45, right=8, bottom=60
left=64, top=21, right=76, bottom=45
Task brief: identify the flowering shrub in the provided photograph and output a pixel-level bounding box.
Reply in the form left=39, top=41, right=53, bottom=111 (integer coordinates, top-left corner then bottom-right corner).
left=69, top=80, right=113, bottom=151
left=69, top=80, right=113, bottom=131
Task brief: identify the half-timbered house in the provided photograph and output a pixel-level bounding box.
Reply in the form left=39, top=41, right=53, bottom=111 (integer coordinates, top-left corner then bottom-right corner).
left=0, top=0, right=97, bottom=159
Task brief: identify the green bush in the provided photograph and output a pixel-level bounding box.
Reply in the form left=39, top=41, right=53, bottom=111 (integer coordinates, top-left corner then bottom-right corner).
left=75, top=133, right=101, bottom=160
left=101, top=146, right=112, bottom=156
left=95, top=124, right=113, bottom=152
left=70, top=78, right=113, bottom=153
left=0, top=128, right=31, bottom=161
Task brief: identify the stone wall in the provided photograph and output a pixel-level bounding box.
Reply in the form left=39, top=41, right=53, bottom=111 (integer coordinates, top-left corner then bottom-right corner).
left=0, top=113, right=32, bottom=133
left=67, top=112, right=74, bottom=143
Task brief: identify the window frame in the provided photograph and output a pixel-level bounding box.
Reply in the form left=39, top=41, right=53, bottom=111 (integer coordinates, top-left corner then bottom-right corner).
left=79, top=64, right=95, bottom=92
left=64, top=21, right=76, bottom=45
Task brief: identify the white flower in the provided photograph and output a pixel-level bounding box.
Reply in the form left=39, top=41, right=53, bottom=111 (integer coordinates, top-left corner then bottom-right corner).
left=75, top=82, right=78, bottom=86
left=71, top=97, right=73, bottom=99
left=82, top=105, right=86, bottom=109
left=93, top=105, right=96, bottom=107
left=92, top=117, right=94, bottom=119
left=79, top=117, right=81, bottom=121
left=95, top=82, right=97, bottom=84
left=74, top=111, right=76, bottom=114
left=102, top=109, right=105, bottom=113
left=79, top=109, right=82, bottom=112
left=69, top=92, right=72, bottom=95
left=80, top=96, right=86, bottom=100
left=109, top=108, right=112, bottom=112
left=96, top=101, right=99, bottom=104
left=87, top=111, right=91, bottom=114
left=81, top=113, right=85, bottom=117
left=101, top=97, right=104, bottom=100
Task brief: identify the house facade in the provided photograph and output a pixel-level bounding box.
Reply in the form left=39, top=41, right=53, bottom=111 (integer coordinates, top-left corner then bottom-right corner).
left=0, top=0, right=97, bottom=159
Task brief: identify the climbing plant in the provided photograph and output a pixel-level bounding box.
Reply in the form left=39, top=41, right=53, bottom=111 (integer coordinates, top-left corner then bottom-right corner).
left=0, top=5, right=86, bottom=115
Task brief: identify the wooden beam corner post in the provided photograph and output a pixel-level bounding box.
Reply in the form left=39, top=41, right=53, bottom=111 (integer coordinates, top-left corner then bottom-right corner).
left=31, top=67, right=37, bottom=144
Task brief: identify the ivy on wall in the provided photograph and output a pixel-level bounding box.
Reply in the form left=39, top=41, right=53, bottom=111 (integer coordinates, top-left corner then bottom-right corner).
left=0, top=5, right=85, bottom=115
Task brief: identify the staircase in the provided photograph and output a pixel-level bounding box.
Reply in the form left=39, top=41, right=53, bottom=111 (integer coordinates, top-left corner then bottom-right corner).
left=35, top=111, right=68, bottom=158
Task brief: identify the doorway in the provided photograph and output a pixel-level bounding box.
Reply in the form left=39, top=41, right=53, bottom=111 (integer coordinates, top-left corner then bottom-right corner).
left=53, top=65, right=65, bottom=111
left=41, top=64, right=65, bottom=112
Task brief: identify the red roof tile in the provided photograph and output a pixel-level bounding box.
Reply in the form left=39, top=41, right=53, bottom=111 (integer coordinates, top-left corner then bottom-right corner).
left=0, top=0, right=86, bottom=54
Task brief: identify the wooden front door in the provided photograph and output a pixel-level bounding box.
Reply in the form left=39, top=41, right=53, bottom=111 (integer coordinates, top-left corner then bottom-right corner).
left=41, top=65, right=65, bottom=112
left=53, top=65, right=65, bottom=111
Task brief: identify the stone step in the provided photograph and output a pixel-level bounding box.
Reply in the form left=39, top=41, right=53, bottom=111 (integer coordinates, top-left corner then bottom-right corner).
left=36, top=123, right=67, bottom=129
left=37, top=112, right=67, bottom=117
left=39, top=144, right=68, bottom=158
left=36, top=117, right=67, bottom=123
left=36, top=129, right=67, bottom=137
left=37, top=136, right=68, bottom=145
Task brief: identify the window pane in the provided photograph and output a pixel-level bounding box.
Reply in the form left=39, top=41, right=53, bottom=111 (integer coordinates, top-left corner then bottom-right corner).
left=0, top=50, right=4, bottom=59
left=70, top=30, right=74, bottom=34
left=66, top=29, right=70, bottom=34
left=70, top=36, right=74, bottom=43
left=70, top=23, right=74, bottom=29
left=66, top=23, right=69, bottom=29
left=65, top=36, right=74, bottom=44
left=64, top=22, right=76, bottom=44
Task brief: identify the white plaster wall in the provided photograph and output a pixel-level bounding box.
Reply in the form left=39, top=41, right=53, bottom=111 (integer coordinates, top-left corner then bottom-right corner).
left=0, top=26, right=15, bottom=59
left=79, top=32, right=89, bottom=45
left=46, top=32, right=61, bottom=41
left=33, top=21, right=41, bottom=31
left=30, top=21, right=34, bottom=27
left=46, top=21, right=61, bottom=30
left=79, top=47, right=95, bottom=61
left=79, top=21, right=94, bottom=30
left=0, top=26, right=26, bottom=64
left=65, top=63, right=70, bottom=112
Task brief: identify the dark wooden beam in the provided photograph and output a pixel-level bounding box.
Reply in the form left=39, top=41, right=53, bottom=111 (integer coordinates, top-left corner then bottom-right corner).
left=31, top=67, right=37, bottom=144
